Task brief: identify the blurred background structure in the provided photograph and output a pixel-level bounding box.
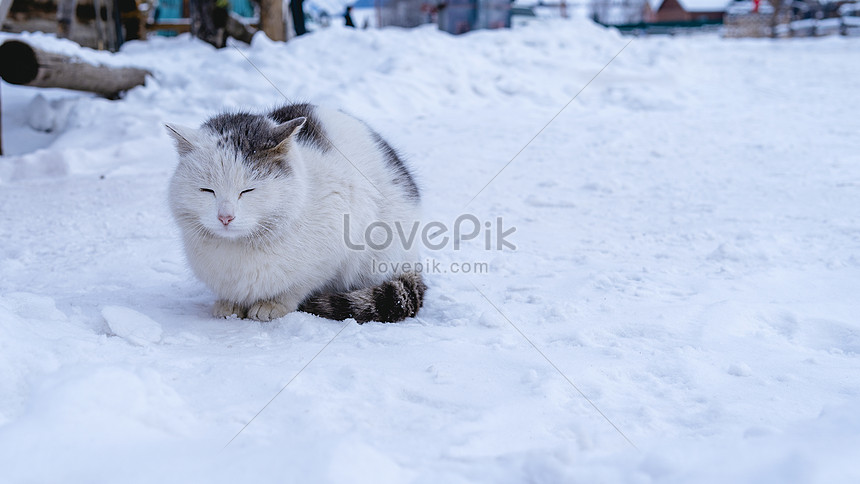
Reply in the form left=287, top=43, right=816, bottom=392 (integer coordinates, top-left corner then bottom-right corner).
left=588, top=0, right=859, bottom=36
left=0, top=0, right=856, bottom=55
left=0, top=0, right=519, bottom=50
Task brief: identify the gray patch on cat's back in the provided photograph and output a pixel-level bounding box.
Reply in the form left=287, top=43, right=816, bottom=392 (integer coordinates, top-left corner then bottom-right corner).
left=268, top=103, right=331, bottom=152
left=371, top=131, right=420, bottom=201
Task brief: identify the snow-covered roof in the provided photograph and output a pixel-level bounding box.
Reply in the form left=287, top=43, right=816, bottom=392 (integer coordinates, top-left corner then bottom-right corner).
left=649, top=0, right=732, bottom=12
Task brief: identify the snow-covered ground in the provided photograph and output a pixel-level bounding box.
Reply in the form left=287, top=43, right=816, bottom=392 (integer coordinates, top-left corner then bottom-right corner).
left=1, top=20, right=859, bottom=482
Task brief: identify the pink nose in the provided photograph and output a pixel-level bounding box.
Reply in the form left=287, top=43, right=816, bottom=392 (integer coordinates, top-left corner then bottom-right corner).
left=218, top=214, right=234, bottom=226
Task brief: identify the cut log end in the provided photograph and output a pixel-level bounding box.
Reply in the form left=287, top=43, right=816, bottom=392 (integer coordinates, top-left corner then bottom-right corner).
left=0, top=40, right=151, bottom=99
left=0, top=40, right=39, bottom=85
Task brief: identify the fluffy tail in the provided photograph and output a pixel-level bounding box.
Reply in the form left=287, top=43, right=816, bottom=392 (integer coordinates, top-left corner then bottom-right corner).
left=299, top=272, right=426, bottom=323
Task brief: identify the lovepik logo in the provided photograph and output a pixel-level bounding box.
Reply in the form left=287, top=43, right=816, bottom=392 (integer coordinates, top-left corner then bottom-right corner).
left=343, top=214, right=517, bottom=251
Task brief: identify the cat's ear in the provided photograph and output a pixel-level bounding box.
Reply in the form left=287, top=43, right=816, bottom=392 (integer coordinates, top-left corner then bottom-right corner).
left=271, top=117, right=307, bottom=150
left=164, top=123, right=198, bottom=156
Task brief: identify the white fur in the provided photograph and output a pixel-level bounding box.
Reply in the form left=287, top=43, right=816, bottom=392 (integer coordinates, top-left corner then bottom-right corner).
left=167, top=107, right=421, bottom=319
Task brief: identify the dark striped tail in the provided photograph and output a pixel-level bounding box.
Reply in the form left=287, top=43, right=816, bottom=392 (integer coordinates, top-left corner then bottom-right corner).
left=299, top=272, right=426, bottom=323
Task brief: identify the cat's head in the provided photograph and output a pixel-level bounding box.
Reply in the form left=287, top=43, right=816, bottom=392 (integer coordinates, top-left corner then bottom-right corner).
left=165, top=113, right=307, bottom=241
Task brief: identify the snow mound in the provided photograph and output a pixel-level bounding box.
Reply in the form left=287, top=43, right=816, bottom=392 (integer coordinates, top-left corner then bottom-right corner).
left=102, top=306, right=163, bottom=346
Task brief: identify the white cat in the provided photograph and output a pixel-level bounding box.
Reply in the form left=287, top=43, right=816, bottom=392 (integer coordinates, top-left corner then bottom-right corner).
left=166, top=103, right=425, bottom=322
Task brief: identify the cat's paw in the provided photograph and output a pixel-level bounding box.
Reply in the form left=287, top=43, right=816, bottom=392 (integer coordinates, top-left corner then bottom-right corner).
left=213, top=300, right=246, bottom=319
left=247, top=300, right=291, bottom=322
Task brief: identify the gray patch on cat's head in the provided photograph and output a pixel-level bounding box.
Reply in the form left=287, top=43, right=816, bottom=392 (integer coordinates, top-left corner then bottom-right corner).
left=203, top=112, right=276, bottom=157
left=202, top=112, right=305, bottom=177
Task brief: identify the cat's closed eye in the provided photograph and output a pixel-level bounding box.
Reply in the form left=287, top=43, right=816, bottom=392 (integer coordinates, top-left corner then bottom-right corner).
left=200, top=188, right=215, bottom=195
left=239, top=189, right=255, bottom=198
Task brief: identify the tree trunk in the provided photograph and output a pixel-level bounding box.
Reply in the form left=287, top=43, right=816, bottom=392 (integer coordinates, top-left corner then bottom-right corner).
left=260, top=0, right=285, bottom=41
left=0, top=0, right=11, bottom=23
left=770, top=0, right=785, bottom=38
left=290, top=0, right=306, bottom=36
left=190, top=0, right=227, bottom=48
left=0, top=40, right=150, bottom=99
left=0, top=81, right=4, bottom=156
left=56, top=0, right=78, bottom=39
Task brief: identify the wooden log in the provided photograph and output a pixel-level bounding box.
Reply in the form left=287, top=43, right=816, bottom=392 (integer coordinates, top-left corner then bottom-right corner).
left=0, top=40, right=150, bottom=99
